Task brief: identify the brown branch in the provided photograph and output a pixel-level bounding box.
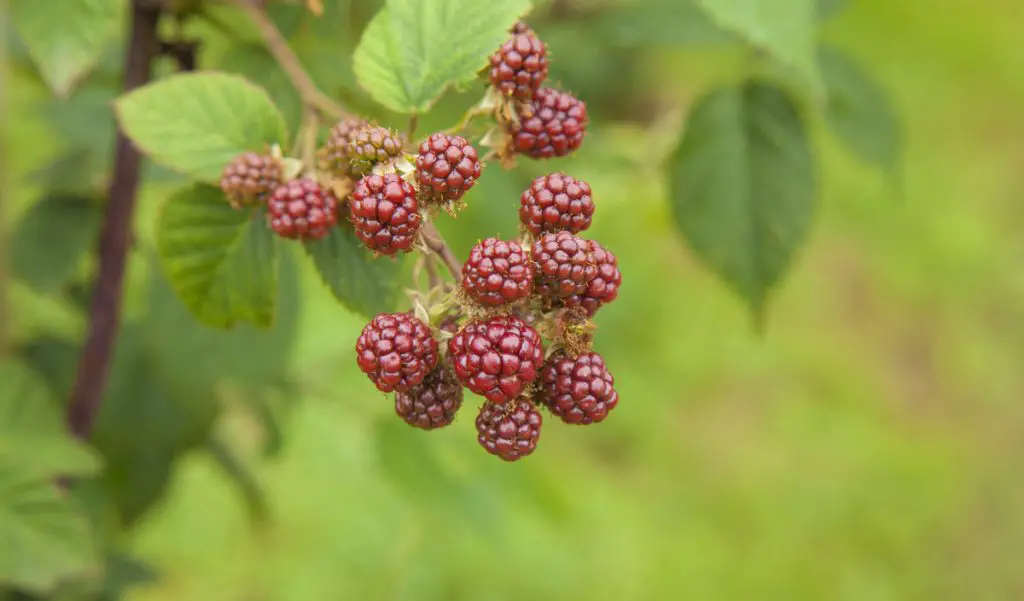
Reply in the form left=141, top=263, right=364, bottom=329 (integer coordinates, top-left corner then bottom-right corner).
left=420, top=222, right=462, bottom=283
left=423, top=254, right=442, bottom=291
left=232, top=0, right=344, bottom=120
left=66, top=0, right=162, bottom=439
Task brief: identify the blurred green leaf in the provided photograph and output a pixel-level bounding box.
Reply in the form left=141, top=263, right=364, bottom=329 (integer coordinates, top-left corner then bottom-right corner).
left=0, top=362, right=100, bottom=593
left=9, top=0, right=123, bottom=96
left=205, top=438, right=269, bottom=523
left=599, top=0, right=737, bottom=47
left=819, top=45, right=902, bottom=175
left=303, top=227, right=400, bottom=317
left=668, top=81, right=816, bottom=322
left=156, top=185, right=278, bottom=329
left=115, top=73, right=287, bottom=183
left=697, top=0, right=822, bottom=98
left=218, top=44, right=303, bottom=134
left=11, top=195, right=102, bottom=295
left=353, top=0, right=530, bottom=113
left=817, top=0, right=849, bottom=20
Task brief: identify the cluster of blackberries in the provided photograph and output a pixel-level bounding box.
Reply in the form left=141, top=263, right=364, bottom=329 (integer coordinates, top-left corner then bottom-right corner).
left=356, top=172, right=621, bottom=462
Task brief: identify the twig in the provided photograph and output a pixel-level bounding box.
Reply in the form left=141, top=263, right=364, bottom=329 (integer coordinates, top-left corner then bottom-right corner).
left=67, top=0, right=162, bottom=439
left=232, top=0, right=344, bottom=119
left=420, top=222, right=462, bottom=283
left=407, top=114, right=419, bottom=141
left=424, top=254, right=442, bottom=291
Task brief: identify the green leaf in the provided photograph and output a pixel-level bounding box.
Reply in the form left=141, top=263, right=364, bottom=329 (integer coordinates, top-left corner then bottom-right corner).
left=303, top=226, right=400, bottom=316
left=817, top=0, right=849, bottom=20
left=0, top=361, right=100, bottom=593
left=819, top=45, right=902, bottom=174
left=353, top=0, right=531, bottom=113
left=9, top=0, right=124, bottom=96
left=11, top=195, right=102, bottom=294
left=218, top=44, right=303, bottom=134
left=0, top=361, right=101, bottom=479
left=668, top=81, right=817, bottom=321
left=156, top=185, right=278, bottom=329
left=600, top=0, right=737, bottom=47
left=697, top=0, right=822, bottom=98
left=115, top=73, right=287, bottom=183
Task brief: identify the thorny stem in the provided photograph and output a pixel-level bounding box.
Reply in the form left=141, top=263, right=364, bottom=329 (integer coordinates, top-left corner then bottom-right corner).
left=420, top=222, right=462, bottom=283
left=232, top=0, right=345, bottom=119
left=67, top=0, right=162, bottom=439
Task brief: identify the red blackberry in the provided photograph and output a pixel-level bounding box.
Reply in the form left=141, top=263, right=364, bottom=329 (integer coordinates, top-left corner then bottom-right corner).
left=267, top=178, right=338, bottom=240
left=539, top=351, right=618, bottom=425
left=461, top=238, right=533, bottom=306
left=519, top=172, right=595, bottom=235
left=531, top=231, right=596, bottom=300
left=345, top=125, right=405, bottom=174
left=348, top=173, right=423, bottom=254
left=488, top=23, right=548, bottom=100
left=356, top=312, right=439, bottom=393
left=448, top=315, right=544, bottom=404
left=394, top=366, right=463, bottom=430
left=320, top=116, right=369, bottom=176
left=415, top=133, right=482, bottom=203
left=220, top=151, right=282, bottom=208
left=475, top=399, right=543, bottom=461
left=563, top=240, right=621, bottom=315
left=509, top=87, right=588, bottom=159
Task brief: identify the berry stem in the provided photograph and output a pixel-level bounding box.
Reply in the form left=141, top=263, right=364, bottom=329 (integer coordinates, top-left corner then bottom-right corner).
left=420, top=222, right=463, bottom=283
left=66, top=0, right=163, bottom=440
left=232, top=0, right=345, bottom=120
left=424, top=254, right=442, bottom=291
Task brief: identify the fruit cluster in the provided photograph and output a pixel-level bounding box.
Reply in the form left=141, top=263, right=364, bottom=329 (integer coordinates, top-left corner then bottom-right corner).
left=215, top=22, right=614, bottom=461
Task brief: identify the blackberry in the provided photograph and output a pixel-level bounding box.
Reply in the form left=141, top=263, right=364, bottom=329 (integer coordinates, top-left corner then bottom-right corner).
left=356, top=312, right=439, bottom=393
left=531, top=231, right=596, bottom=300
left=415, top=133, right=482, bottom=203
left=475, top=399, right=543, bottom=461
left=488, top=22, right=548, bottom=101
left=461, top=238, right=533, bottom=306
left=346, top=125, right=405, bottom=174
left=563, top=240, right=621, bottom=315
left=519, top=172, right=595, bottom=235
left=395, top=366, right=463, bottom=430
left=509, top=87, right=588, bottom=159
left=348, top=173, right=423, bottom=254
left=267, top=178, right=338, bottom=240
left=220, top=151, right=282, bottom=208
left=448, top=315, right=544, bottom=404
left=320, top=116, right=369, bottom=176
left=539, top=351, right=618, bottom=425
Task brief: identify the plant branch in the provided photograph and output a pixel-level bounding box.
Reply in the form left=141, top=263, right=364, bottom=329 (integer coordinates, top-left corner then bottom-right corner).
left=232, top=0, right=344, bottom=119
left=424, top=254, right=442, bottom=291
left=66, top=0, right=162, bottom=439
left=420, top=222, right=462, bottom=283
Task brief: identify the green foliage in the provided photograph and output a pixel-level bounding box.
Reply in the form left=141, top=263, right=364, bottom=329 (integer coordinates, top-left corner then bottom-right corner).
left=599, top=0, right=737, bottom=47
left=0, top=362, right=100, bottom=593
left=115, top=73, right=288, bottom=183
left=303, top=228, right=401, bottom=317
left=353, top=0, right=530, bottom=113
left=156, top=185, right=278, bottom=329
left=668, top=81, right=816, bottom=322
left=820, top=45, right=902, bottom=174
left=9, top=0, right=124, bottom=96
left=10, top=195, right=102, bottom=295
left=698, top=0, right=823, bottom=98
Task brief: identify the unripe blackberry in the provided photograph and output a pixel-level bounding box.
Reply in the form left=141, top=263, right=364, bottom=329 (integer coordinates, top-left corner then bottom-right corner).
left=539, top=351, right=618, bottom=425
left=321, top=116, right=369, bottom=176
left=395, top=366, right=463, bottom=430
left=415, top=133, right=482, bottom=202
left=488, top=23, right=548, bottom=100
left=531, top=231, right=596, bottom=300
left=563, top=240, right=621, bottom=315
left=348, top=173, right=423, bottom=254
left=461, top=238, right=533, bottom=306
left=356, top=312, right=439, bottom=393
left=346, top=125, right=404, bottom=174
left=520, top=172, right=594, bottom=235
left=509, top=87, right=588, bottom=159
left=475, top=399, right=542, bottom=461
left=220, top=151, right=282, bottom=208
left=448, top=316, right=544, bottom=404
left=267, top=178, right=338, bottom=240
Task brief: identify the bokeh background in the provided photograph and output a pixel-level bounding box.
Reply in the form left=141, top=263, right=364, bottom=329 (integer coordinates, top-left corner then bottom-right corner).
left=4, top=0, right=1024, bottom=599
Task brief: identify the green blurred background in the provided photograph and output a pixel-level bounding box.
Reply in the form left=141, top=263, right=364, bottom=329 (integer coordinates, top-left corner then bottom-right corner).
left=4, top=0, right=1024, bottom=599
